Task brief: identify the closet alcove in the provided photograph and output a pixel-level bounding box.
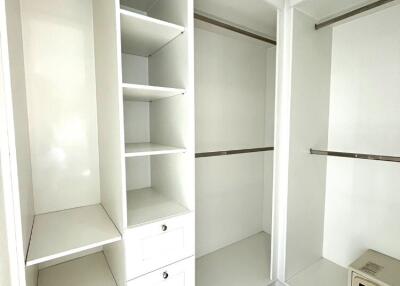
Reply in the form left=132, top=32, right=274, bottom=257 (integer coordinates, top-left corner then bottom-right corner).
left=0, top=0, right=194, bottom=285
left=284, top=0, right=400, bottom=285
left=193, top=0, right=278, bottom=285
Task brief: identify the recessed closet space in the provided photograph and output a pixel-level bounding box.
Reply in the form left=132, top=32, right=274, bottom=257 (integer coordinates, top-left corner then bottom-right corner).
left=285, top=1, right=400, bottom=285
left=2, top=0, right=126, bottom=285
left=194, top=0, right=277, bottom=285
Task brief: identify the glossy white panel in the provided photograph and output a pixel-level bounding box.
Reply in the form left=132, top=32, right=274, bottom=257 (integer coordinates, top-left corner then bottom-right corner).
left=324, top=4, right=400, bottom=267
left=285, top=9, right=332, bottom=279
left=195, top=26, right=268, bottom=152
left=20, top=0, right=100, bottom=213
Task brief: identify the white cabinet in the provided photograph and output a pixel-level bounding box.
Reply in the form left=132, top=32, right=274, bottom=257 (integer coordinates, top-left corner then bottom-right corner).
left=125, top=213, right=194, bottom=280
left=127, top=257, right=194, bottom=286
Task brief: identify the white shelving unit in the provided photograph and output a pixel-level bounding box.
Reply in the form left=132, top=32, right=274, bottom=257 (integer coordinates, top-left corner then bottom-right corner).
left=26, top=205, right=121, bottom=266
left=125, top=143, right=186, bottom=157
left=123, top=83, right=185, bottom=101
left=120, top=9, right=184, bottom=57
left=127, top=188, right=189, bottom=227
left=196, top=232, right=272, bottom=286
left=38, top=252, right=117, bottom=286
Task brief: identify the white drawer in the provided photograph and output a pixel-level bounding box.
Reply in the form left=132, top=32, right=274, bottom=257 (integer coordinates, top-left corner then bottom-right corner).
left=127, top=257, right=194, bottom=286
left=125, top=212, right=194, bottom=280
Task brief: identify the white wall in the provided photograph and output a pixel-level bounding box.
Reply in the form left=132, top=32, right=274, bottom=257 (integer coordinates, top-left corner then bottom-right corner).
left=20, top=0, right=101, bottom=214
left=323, top=4, right=400, bottom=267
left=195, top=22, right=275, bottom=257
left=285, top=9, right=332, bottom=280
left=263, top=47, right=276, bottom=233
left=0, top=161, right=10, bottom=286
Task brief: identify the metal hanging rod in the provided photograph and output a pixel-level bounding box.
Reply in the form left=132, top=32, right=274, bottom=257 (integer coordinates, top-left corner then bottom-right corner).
left=310, top=149, right=400, bottom=163
left=196, top=147, right=274, bottom=158
left=194, top=13, right=277, bottom=45
left=315, top=0, right=396, bottom=30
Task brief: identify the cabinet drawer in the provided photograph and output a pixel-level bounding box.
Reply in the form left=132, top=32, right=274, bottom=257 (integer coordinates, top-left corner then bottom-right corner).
left=127, top=257, right=194, bottom=286
left=125, top=212, right=194, bottom=280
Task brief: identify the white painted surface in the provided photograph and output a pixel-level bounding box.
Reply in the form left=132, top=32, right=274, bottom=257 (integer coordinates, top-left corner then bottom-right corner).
left=124, top=101, right=150, bottom=143
left=125, top=212, right=194, bottom=280
left=0, top=156, right=11, bottom=286
left=38, top=252, right=116, bottom=286
left=269, top=6, right=293, bottom=281
left=3, top=0, right=35, bottom=263
left=323, top=5, right=400, bottom=267
left=120, top=0, right=158, bottom=13
left=195, top=0, right=277, bottom=37
left=20, top=0, right=101, bottom=214
left=120, top=9, right=184, bottom=57
left=127, top=256, right=194, bottom=286
left=196, top=154, right=266, bottom=257
left=195, top=23, right=274, bottom=257
left=126, top=157, right=151, bottom=191
left=149, top=33, right=188, bottom=89
left=195, top=26, right=270, bottom=152
left=196, top=232, right=271, bottom=286
left=123, top=83, right=185, bottom=101
left=125, top=143, right=186, bottom=157
left=287, top=258, right=347, bottom=286
left=26, top=204, right=121, bottom=266
left=93, top=0, right=127, bottom=234
left=285, top=9, right=332, bottom=280
left=121, top=53, right=148, bottom=85
left=1, top=0, right=36, bottom=284
left=127, top=188, right=189, bottom=227
left=263, top=47, right=276, bottom=234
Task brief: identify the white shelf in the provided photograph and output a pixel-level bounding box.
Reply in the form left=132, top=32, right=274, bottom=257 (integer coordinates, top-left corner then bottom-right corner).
left=26, top=204, right=121, bottom=266
left=120, top=9, right=184, bottom=57
left=125, top=143, right=186, bottom=157
left=127, top=188, right=189, bottom=227
left=38, top=252, right=116, bottom=286
left=123, top=83, right=185, bottom=101
left=196, top=232, right=272, bottom=286
left=287, top=258, right=348, bottom=286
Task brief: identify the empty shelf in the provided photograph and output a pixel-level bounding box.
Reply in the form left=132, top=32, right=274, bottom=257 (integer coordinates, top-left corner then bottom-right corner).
left=123, top=83, right=185, bottom=101
left=125, top=143, right=186, bottom=157
left=196, top=232, right=271, bottom=286
left=127, top=188, right=189, bottom=227
left=26, top=204, right=121, bottom=266
left=120, top=9, right=184, bottom=57
left=38, top=252, right=116, bottom=286
left=287, top=258, right=347, bottom=286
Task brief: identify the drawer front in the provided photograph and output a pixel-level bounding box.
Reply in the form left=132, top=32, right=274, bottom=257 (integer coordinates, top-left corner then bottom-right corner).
left=125, top=213, right=194, bottom=280
left=127, top=257, right=194, bottom=286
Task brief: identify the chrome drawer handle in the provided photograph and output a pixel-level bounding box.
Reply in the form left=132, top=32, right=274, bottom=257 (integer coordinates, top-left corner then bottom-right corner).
left=161, top=224, right=168, bottom=231
left=163, top=271, right=169, bottom=279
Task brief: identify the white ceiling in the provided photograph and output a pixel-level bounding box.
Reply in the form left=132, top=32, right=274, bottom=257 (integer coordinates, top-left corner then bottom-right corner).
left=195, top=0, right=277, bottom=37
left=295, top=0, right=375, bottom=21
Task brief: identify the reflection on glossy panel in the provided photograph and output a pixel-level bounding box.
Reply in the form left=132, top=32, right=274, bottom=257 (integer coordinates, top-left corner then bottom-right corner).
left=20, top=0, right=100, bottom=213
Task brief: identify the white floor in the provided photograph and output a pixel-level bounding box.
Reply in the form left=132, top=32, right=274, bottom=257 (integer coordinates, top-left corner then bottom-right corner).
left=196, top=232, right=272, bottom=286
left=287, top=258, right=348, bottom=286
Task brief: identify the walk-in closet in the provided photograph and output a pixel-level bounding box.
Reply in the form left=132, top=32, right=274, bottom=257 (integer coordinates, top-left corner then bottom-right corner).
left=283, top=0, right=400, bottom=285
left=193, top=1, right=277, bottom=285
left=2, top=0, right=400, bottom=285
